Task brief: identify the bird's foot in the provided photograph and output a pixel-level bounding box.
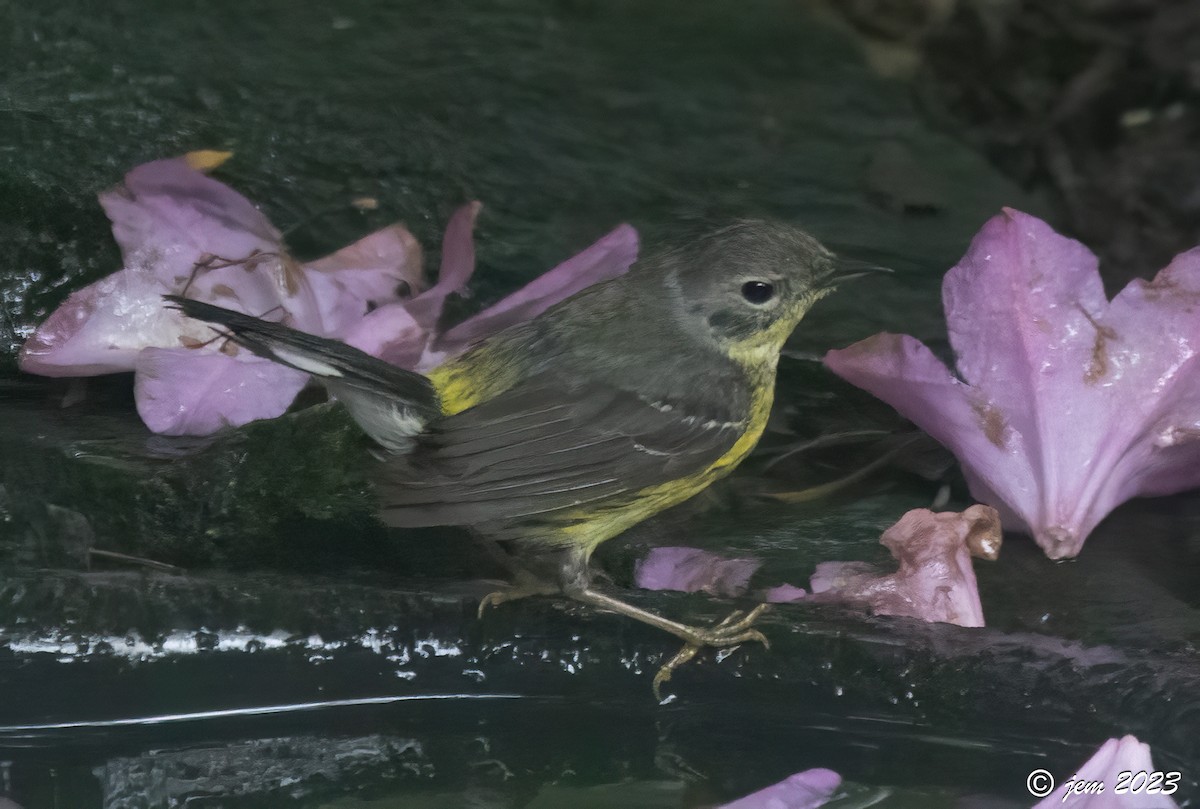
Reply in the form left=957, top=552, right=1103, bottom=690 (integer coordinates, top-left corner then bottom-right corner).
left=566, top=588, right=769, bottom=699
left=477, top=580, right=560, bottom=619
left=651, top=604, right=770, bottom=701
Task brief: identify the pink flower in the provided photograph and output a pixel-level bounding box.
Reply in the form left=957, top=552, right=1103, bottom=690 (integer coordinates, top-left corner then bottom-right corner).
left=719, top=768, right=842, bottom=809
left=770, top=505, right=1000, bottom=629
left=825, top=209, right=1200, bottom=558
left=19, top=157, right=424, bottom=434
left=1031, top=736, right=1179, bottom=808
left=19, top=158, right=638, bottom=435
left=635, top=507, right=997, bottom=628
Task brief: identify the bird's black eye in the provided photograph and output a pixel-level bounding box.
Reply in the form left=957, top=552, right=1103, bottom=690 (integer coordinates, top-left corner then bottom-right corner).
left=741, top=280, right=775, bottom=305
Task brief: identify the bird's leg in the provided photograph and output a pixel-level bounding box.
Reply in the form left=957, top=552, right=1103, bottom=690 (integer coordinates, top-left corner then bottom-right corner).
left=567, top=588, right=769, bottom=646
left=474, top=544, right=770, bottom=697
left=567, top=587, right=769, bottom=699
left=474, top=538, right=561, bottom=618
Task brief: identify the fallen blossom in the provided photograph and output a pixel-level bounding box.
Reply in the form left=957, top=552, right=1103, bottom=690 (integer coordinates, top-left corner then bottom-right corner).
left=19, top=157, right=424, bottom=434
left=20, top=157, right=638, bottom=435
left=1031, top=736, right=1179, bottom=808
left=634, top=506, right=997, bottom=628
left=771, top=505, right=999, bottom=628
left=634, top=546, right=762, bottom=598
left=349, top=215, right=639, bottom=372
left=720, top=768, right=842, bottom=809
left=826, top=208, right=1200, bottom=558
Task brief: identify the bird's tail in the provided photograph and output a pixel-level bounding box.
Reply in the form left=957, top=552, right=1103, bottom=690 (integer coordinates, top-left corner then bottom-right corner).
left=166, top=295, right=441, bottom=451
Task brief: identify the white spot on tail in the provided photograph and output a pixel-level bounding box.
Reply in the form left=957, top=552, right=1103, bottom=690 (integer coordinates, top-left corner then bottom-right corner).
left=385, top=404, right=424, bottom=436
left=274, top=349, right=343, bottom=378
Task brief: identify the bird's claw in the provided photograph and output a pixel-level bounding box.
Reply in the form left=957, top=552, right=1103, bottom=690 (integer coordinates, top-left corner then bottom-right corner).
left=652, top=604, right=771, bottom=701
left=477, top=590, right=508, bottom=619
left=477, top=581, right=560, bottom=619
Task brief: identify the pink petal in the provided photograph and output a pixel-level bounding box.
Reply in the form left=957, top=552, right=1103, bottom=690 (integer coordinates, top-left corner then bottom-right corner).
left=827, top=210, right=1200, bottom=558
left=18, top=263, right=242, bottom=377
left=341, top=302, right=432, bottom=370
left=824, top=333, right=1039, bottom=529
left=806, top=506, right=998, bottom=628
left=134, top=348, right=309, bottom=436
left=945, top=209, right=1108, bottom=436
left=1031, top=736, right=1178, bottom=808
left=720, top=768, right=842, bottom=809
left=937, top=209, right=1200, bottom=555
left=303, top=223, right=426, bottom=335
left=18, top=279, right=145, bottom=376
left=101, top=156, right=309, bottom=330
left=435, top=224, right=638, bottom=355
left=404, top=202, right=481, bottom=331
left=21, top=159, right=292, bottom=378
left=764, top=583, right=808, bottom=603
left=1095, top=246, right=1200, bottom=500
left=634, top=547, right=762, bottom=598
left=942, top=211, right=1114, bottom=554
left=100, top=158, right=282, bottom=290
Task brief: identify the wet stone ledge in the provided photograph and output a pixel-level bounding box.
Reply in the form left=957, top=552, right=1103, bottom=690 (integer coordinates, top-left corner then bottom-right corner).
left=0, top=569, right=1196, bottom=797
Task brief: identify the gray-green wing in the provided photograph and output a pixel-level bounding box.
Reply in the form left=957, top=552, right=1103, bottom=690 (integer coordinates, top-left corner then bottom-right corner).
left=376, top=372, right=749, bottom=530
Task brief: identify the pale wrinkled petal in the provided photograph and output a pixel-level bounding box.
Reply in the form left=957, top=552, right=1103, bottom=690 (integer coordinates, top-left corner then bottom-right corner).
left=634, top=547, right=761, bottom=598
left=100, top=158, right=282, bottom=289
left=18, top=279, right=145, bottom=376
left=291, top=270, right=372, bottom=341
left=134, top=348, right=309, bottom=436
left=404, top=201, right=481, bottom=331
left=436, top=223, right=638, bottom=355
left=19, top=265, right=223, bottom=376
left=99, top=157, right=312, bottom=329
left=1031, top=736, right=1178, bottom=808
left=720, top=768, right=842, bottom=809
left=186, top=259, right=297, bottom=318
left=806, top=506, right=998, bottom=628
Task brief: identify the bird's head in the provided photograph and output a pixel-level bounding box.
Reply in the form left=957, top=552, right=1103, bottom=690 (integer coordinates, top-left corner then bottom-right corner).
left=654, top=220, right=883, bottom=363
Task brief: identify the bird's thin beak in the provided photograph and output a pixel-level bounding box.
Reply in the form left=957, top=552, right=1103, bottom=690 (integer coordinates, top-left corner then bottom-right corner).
left=822, top=257, right=893, bottom=287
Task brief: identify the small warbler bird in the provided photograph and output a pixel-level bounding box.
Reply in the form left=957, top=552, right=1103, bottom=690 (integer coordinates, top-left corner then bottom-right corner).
left=170, top=220, right=873, bottom=692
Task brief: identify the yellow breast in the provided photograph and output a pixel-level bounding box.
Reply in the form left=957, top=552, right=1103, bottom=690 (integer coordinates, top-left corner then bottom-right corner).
left=556, top=370, right=776, bottom=553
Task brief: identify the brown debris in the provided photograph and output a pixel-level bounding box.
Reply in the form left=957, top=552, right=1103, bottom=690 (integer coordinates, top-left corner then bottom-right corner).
left=802, top=504, right=1000, bottom=627
left=1078, top=305, right=1118, bottom=384
left=921, top=0, right=1200, bottom=286
left=824, top=0, right=1200, bottom=286
left=971, top=397, right=1008, bottom=449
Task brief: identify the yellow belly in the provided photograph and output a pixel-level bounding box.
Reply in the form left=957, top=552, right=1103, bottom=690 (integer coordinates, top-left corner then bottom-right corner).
left=554, top=378, right=775, bottom=553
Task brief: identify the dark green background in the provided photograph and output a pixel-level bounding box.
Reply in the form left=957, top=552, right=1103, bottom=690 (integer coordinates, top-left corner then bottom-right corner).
left=1, top=1, right=1196, bottom=808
